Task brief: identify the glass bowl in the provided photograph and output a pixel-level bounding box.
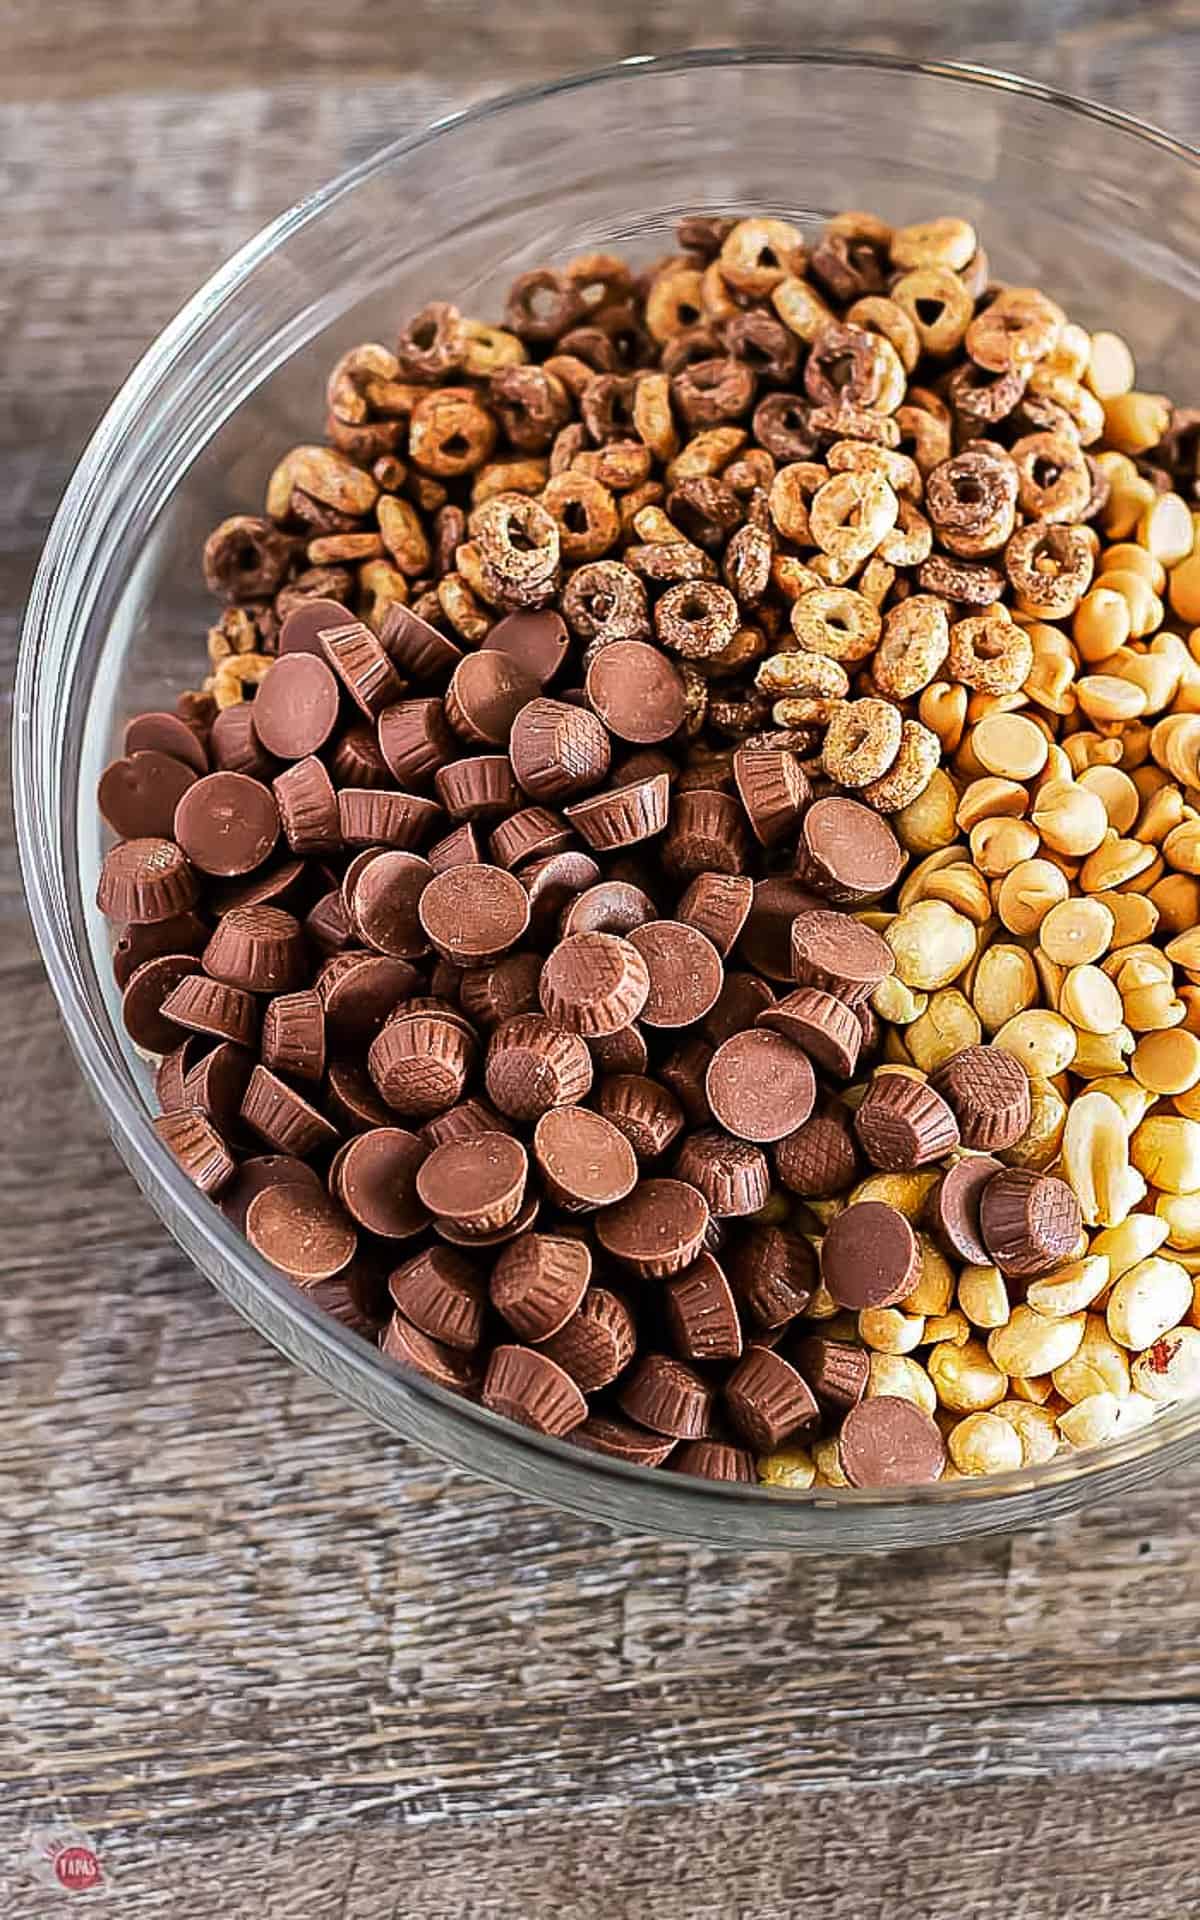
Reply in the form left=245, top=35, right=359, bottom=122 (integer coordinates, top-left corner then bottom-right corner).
left=16, top=50, right=1200, bottom=1549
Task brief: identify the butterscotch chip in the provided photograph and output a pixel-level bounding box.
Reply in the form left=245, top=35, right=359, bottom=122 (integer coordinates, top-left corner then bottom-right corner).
left=482, top=1346, right=588, bottom=1436
left=854, top=1073, right=960, bottom=1170
left=725, top=1347, right=819, bottom=1449
left=490, top=1233, right=591, bottom=1340
left=616, top=1353, right=714, bottom=1438
left=538, top=931, right=651, bottom=1036
left=665, top=1251, right=743, bottom=1362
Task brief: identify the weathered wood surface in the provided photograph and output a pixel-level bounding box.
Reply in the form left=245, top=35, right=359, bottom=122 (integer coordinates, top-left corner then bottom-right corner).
left=3, top=8, right=1200, bottom=1915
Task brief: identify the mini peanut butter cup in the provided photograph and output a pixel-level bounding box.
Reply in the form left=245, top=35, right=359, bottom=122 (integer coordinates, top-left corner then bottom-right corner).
left=434, top=753, right=522, bottom=821
left=854, top=1073, right=960, bottom=1171
left=202, top=904, right=307, bottom=994
left=418, top=863, right=531, bottom=965
left=317, top=951, right=419, bottom=1040
left=306, top=889, right=353, bottom=955
left=540, top=1287, right=636, bottom=1393
left=538, top=932, right=651, bottom=1036
left=174, top=772, right=282, bottom=876
left=757, top=988, right=861, bottom=1078
left=154, top=1106, right=235, bottom=1195
left=733, top=747, right=810, bottom=847
left=435, top=1191, right=540, bottom=1250
left=251, top=652, right=341, bottom=759
left=705, top=1029, right=816, bottom=1144
left=738, top=877, right=825, bottom=981
left=210, top=857, right=306, bottom=919
left=926, top=1153, right=1004, bottom=1265
left=674, top=1129, right=770, bottom=1217
left=240, top=1063, right=341, bottom=1157
left=382, top=1311, right=482, bottom=1393
left=775, top=1106, right=860, bottom=1199
left=703, top=972, right=776, bottom=1048
left=156, top=1035, right=206, bottom=1113
left=482, top=1345, right=588, bottom=1436
left=124, top=708, right=209, bottom=776
left=209, top=703, right=277, bottom=781
left=258, top=988, right=326, bottom=1083
left=325, top=1056, right=394, bottom=1131
left=725, top=1347, right=819, bottom=1450
left=428, top=822, right=483, bottom=871
left=979, top=1167, right=1083, bottom=1279
left=377, top=698, right=456, bottom=787
left=521, top=850, right=602, bottom=937
left=273, top=756, right=342, bottom=856
left=331, top=724, right=392, bottom=790
left=160, top=972, right=259, bottom=1048
left=662, top=788, right=750, bottom=878
left=589, top=1023, right=650, bottom=1076
left=509, top=697, right=612, bottom=801
left=217, top=1153, right=323, bottom=1232
left=379, top=601, right=463, bottom=679
left=484, top=1014, right=594, bottom=1122
left=320, top=618, right=403, bottom=716
left=460, top=953, right=544, bottom=1031
left=445, top=649, right=540, bottom=745
left=489, top=806, right=574, bottom=870
left=341, top=848, right=385, bottom=917
left=616, top=1353, right=714, bottom=1439
left=421, top=1097, right=514, bottom=1148
left=533, top=1105, right=638, bottom=1212
left=564, top=772, right=670, bottom=850
left=183, top=1040, right=254, bottom=1139
left=838, top=1396, right=946, bottom=1488
left=352, top=850, right=433, bottom=959
left=676, top=872, right=754, bottom=957
left=790, top=910, right=895, bottom=1008
left=728, top=1224, right=816, bottom=1329
left=416, top=1131, right=529, bottom=1235
left=367, top=1013, right=473, bottom=1119
left=337, top=788, right=442, bottom=850
left=278, top=595, right=355, bottom=657
left=121, top=953, right=202, bottom=1053
left=483, top=608, right=569, bottom=685
left=388, top=1246, right=485, bottom=1352
left=595, top=1072, right=685, bottom=1161
left=670, top=1440, right=754, bottom=1482
left=584, top=639, right=687, bottom=745
left=97, top=836, right=199, bottom=923
left=490, top=1232, right=591, bottom=1340
left=595, top=1177, right=710, bottom=1278
left=628, top=920, right=724, bottom=1029
left=793, top=1335, right=870, bottom=1413
left=246, top=1182, right=358, bottom=1282
left=560, top=881, right=656, bottom=939
left=820, top=1200, right=921, bottom=1309
left=658, top=1037, right=714, bottom=1127
left=930, top=1045, right=1033, bottom=1152
left=332, top=1127, right=430, bottom=1239
left=111, top=910, right=209, bottom=990
left=665, top=1251, right=743, bottom=1363
left=569, top=1415, right=677, bottom=1466
left=99, top=750, right=198, bottom=841
left=798, top=795, right=904, bottom=905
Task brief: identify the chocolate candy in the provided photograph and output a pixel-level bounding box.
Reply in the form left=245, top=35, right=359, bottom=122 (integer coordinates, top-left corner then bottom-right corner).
left=112, top=910, right=209, bottom=990
left=261, top=988, right=326, bottom=1083
left=705, top=1029, right=815, bottom=1143
left=793, top=1336, right=869, bottom=1413
left=382, top=1312, right=481, bottom=1392
left=251, top=652, right=340, bottom=759
left=541, top=1287, right=636, bottom=1393
left=789, top=909, right=894, bottom=1008
left=677, top=872, right=754, bottom=957
left=725, top=1348, right=819, bottom=1450
left=758, top=988, right=861, bottom=1078
left=418, top=863, right=531, bottom=965
left=838, top=1396, right=947, bottom=1488
left=352, top=851, right=433, bottom=959
left=820, top=1201, right=920, bottom=1310
left=728, top=1224, right=816, bottom=1329
left=274, top=756, right=341, bottom=856
left=733, top=748, right=809, bottom=847
left=241, top=1063, right=340, bottom=1157
left=445, top=650, right=540, bottom=746
left=321, top=619, right=403, bottom=718
left=379, top=602, right=462, bottom=679
left=569, top=1415, right=676, bottom=1466
left=174, top=773, right=280, bottom=876
left=246, top=1181, right=357, bottom=1280
left=490, top=1232, right=591, bottom=1340
left=564, top=772, right=671, bottom=850
left=416, top=1132, right=528, bottom=1236
left=853, top=1073, right=960, bottom=1171
left=97, top=837, right=198, bottom=924
left=628, top=920, right=724, bottom=1028
left=121, top=953, right=201, bottom=1053
left=584, top=640, right=687, bottom=744
left=490, top=806, right=573, bottom=870
left=560, top=880, right=657, bottom=939
left=318, top=952, right=419, bottom=1041
left=482, top=1346, right=588, bottom=1436
left=738, top=876, right=822, bottom=980
left=596, top=1178, right=709, bottom=1277
left=775, top=1107, right=859, bottom=1199
left=367, top=1012, right=473, bottom=1118
left=388, top=1246, right=485, bottom=1352
left=278, top=595, right=355, bottom=656
left=217, top=1154, right=323, bottom=1232
left=482, top=608, right=569, bottom=685
left=485, top=1014, right=593, bottom=1121
left=203, top=905, right=307, bottom=994
left=99, top=751, right=198, bottom=841
left=927, top=1153, right=1004, bottom=1266
left=670, top=1441, right=754, bottom=1482
left=460, top=953, right=544, bottom=1031
left=665, top=1252, right=743, bottom=1363
left=538, top=932, right=650, bottom=1036
left=509, top=697, right=611, bottom=801
left=155, top=1107, right=235, bottom=1195
left=160, top=973, right=258, bottom=1048
left=930, top=1045, right=1033, bottom=1152
left=595, top=1073, right=684, bottom=1160
left=798, top=796, right=904, bottom=905
left=674, top=1129, right=770, bottom=1217
left=978, top=1167, right=1083, bottom=1279
left=616, top=1353, right=714, bottom=1439
left=124, top=709, right=209, bottom=775
left=333, top=1128, right=429, bottom=1239
left=703, top=972, right=776, bottom=1048
left=662, top=788, right=749, bottom=880
left=532, top=1106, right=638, bottom=1211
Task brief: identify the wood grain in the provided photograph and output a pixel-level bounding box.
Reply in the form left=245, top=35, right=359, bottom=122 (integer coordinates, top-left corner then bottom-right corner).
left=4, top=8, right=1200, bottom=1916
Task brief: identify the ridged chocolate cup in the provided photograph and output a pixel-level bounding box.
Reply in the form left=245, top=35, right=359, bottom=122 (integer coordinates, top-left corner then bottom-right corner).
left=665, top=1251, right=743, bottom=1363
left=240, top=1063, right=341, bottom=1157
left=124, top=708, right=209, bottom=775
left=273, top=755, right=342, bottom=856
left=758, top=988, right=862, bottom=1078
left=259, top=989, right=326, bottom=1083
left=435, top=1191, right=540, bottom=1250
left=183, top=1040, right=255, bottom=1138
left=379, top=601, right=463, bottom=679
left=489, top=806, right=574, bottom=871
left=202, top=904, right=307, bottom=994
left=569, top=1415, right=677, bottom=1466
left=676, top=872, right=754, bottom=957
left=154, top=1106, right=235, bottom=1195
left=321, top=617, right=403, bottom=717
left=484, top=1014, right=594, bottom=1122
left=560, top=881, right=657, bottom=939
left=595, top=1072, right=685, bottom=1161
left=563, top=772, right=670, bottom=850
left=538, top=932, right=651, bottom=1037
left=377, top=697, right=456, bottom=786
left=121, top=953, right=202, bottom=1054
left=421, top=1097, right=514, bottom=1148
left=427, top=822, right=483, bottom=871
left=434, top=754, right=522, bottom=822
left=509, top=697, right=612, bottom=801
left=797, top=795, right=904, bottom=906
left=460, top=953, right=544, bottom=1031
left=331, top=724, right=392, bottom=790
left=317, top=951, right=419, bottom=1040
left=658, top=1038, right=714, bottom=1128
left=444, top=649, right=540, bottom=746
left=662, top=788, right=750, bottom=878
left=533, top=1106, right=639, bottom=1212
left=724, top=1347, right=819, bottom=1450
left=160, top=973, right=259, bottom=1049
left=156, top=1035, right=206, bottom=1113
left=209, top=702, right=277, bottom=780
left=705, top=1029, right=816, bottom=1145
left=728, top=1224, right=817, bottom=1329
left=854, top=1073, right=961, bottom=1172
left=930, top=1044, right=1033, bottom=1152
left=838, top=1396, right=946, bottom=1488
left=97, top=837, right=199, bottom=924
left=305, top=889, right=353, bottom=955
left=490, top=1232, right=592, bottom=1340
left=820, top=1200, right=922, bottom=1310
left=388, top=1246, right=485, bottom=1352
left=589, top=1023, right=650, bottom=1076
left=337, top=788, right=442, bottom=850
left=351, top=850, right=433, bottom=960
left=616, top=1353, right=714, bottom=1439
left=539, top=1287, right=636, bottom=1393
left=382, top=1311, right=481, bottom=1393
left=216, top=1153, right=323, bottom=1233
left=324, top=1057, right=396, bottom=1132
left=482, top=1345, right=589, bottom=1436
left=775, top=1107, right=860, bottom=1200
left=790, top=910, right=895, bottom=1008
left=926, top=1153, right=1005, bottom=1266
left=674, top=1129, right=771, bottom=1218
left=595, top=1177, right=709, bottom=1278
left=738, top=876, right=825, bottom=981
left=416, top=1131, right=529, bottom=1234
left=978, top=1167, right=1083, bottom=1279
left=792, top=1335, right=870, bottom=1413
left=733, top=747, right=810, bottom=847
left=367, top=1014, right=474, bottom=1119
left=670, top=1440, right=754, bottom=1482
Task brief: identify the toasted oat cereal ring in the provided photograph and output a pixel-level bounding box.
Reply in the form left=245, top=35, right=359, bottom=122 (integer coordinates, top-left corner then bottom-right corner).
left=967, top=286, right=1065, bottom=374
left=790, top=588, right=881, bottom=664
left=822, top=698, right=903, bottom=789
left=873, top=594, right=950, bottom=699
left=891, top=267, right=974, bottom=357
left=947, top=609, right=1035, bottom=695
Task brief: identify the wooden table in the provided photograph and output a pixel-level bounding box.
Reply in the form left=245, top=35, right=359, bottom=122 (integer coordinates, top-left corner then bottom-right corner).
left=4, top=7, right=1200, bottom=1914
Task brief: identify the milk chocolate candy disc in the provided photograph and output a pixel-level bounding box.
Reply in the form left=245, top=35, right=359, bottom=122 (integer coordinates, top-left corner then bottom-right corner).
left=676, top=872, right=754, bottom=958
left=758, top=988, right=861, bottom=1078
left=790, top=910, right=894, bottom=1008
left=703, top=972, right=776, bottom=1048
left=334, top=1128, right=430, bottom=1239
left=560, top=881, right=657, bottom=939
left=251, top=651, right=340, bottom=759
left=124, top=708, right=209, bottom=775
left=662, top=788, right=750, bottom=879
left=321, top=618, right=403, bottom=718
left=246, top=1183, right=357, bottom=1281
left=930, top=1045, right=1032, bottom=1152
left=705, top=1030, right=816, bottom=1144
left=793, top=1335, right=869, bottom=1413
left=382, top=1312, right=481, bottom=1393
left=798, top=795, right=904, bottom=905
left=733, top=747, right=810, bottom=847
left=533, top=1105, right=638, bottom=1211
left=121, top=953, right=201, bottom=1053
left=416, top=1131, right=529, bottom=1235
left=595, top=1072, right=685, bottom=1161
left=820, top=1200, right=921, bottom=1310
left=585, top=640, right=687, bottom=744
left=978, top=1167, right=1083, bottom=1279
left=628, top=920, right=724, bottom=1029
left=596, top=1178, right=710, bottom=1277
left=838, top=1396, right=946, bottom=1488
left=240, top=1063, right=341, bottom=1158
left=445, top=649, right=539, bottom=745
left=279, top=595, right=355, bottom=656
left=174, top=772, right=280, bottom=877
left=418, top=863, right=531, bottom=965
left=738, top=876, right=823, bottom=981
left=775, top=1107, right=859, bottom=1199
left=379, top=601, right=463, bottom=678
left=927, top=1154, right=1004, bottom=1266
left=485, top=1014, right=593, bottom=1121
left=483, top=608, right=570, bottom=685
left=854, top=1073, right=960, bottom=1171
left=111, top=910, right=209, bottom=990
left=563, top=773, right=670, bottom=850
left=674, top=1128, right=770, bottom=1218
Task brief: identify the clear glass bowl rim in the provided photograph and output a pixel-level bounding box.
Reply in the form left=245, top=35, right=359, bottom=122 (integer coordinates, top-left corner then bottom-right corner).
left=15, top=46, right=1200, bottom=1541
